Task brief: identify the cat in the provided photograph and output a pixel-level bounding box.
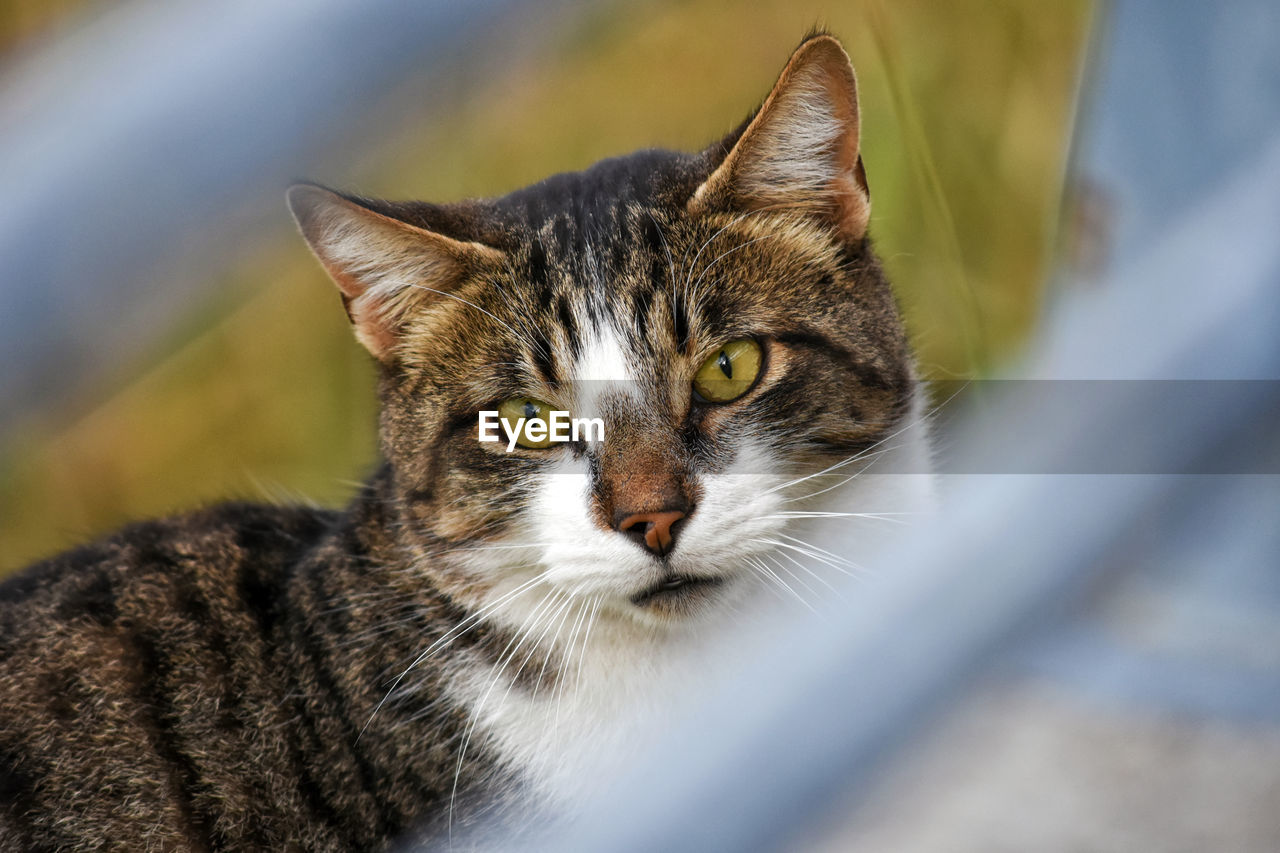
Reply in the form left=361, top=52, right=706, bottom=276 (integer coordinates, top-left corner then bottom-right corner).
left=0, top=32, right=933, bottom=851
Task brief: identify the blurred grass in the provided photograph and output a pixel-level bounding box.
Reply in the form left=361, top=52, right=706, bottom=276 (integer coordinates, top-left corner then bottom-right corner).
left=0, top=0, right=1092, bottom=572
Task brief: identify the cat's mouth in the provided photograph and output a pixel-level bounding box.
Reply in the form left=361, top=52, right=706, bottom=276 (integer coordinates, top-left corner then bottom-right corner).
left=630, top=574, right=723, bottom=609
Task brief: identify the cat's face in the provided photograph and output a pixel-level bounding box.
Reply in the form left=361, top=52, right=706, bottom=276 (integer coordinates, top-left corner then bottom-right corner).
left=290, top=35, right=927, bottom=628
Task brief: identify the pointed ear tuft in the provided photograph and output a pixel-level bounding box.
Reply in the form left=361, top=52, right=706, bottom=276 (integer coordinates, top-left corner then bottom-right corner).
left=287, top=184, right=501, bottom=360
left=690, top=34, right=870, bottom=241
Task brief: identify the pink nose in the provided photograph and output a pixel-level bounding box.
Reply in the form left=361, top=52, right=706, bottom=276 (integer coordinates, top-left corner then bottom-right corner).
left=616, top=510, right=687, bottom=555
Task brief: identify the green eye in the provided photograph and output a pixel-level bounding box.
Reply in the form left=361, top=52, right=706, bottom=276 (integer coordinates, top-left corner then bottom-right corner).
left=692, top=338, right=762, bottom=403
left=497, top=397, right=556, bottom=448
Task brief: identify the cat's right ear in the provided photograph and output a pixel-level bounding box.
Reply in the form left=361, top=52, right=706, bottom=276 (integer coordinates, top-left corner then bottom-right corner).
left=287, top=185, right=502, bottom=360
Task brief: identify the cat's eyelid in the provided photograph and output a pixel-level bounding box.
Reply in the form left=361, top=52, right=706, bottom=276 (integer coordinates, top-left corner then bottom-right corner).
left=772, top=329, right=854, bottom=362
left=691, top=333, right=765, bottom=364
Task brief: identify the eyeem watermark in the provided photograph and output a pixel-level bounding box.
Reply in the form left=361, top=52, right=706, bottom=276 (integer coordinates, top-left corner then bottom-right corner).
left=478, top=410, right=605, bottom=451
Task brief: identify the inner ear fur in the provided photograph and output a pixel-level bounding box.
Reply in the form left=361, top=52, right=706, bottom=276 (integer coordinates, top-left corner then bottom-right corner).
left=287, top=184, right=504, bottom=360
left=690, top=34, right=871, bottom=241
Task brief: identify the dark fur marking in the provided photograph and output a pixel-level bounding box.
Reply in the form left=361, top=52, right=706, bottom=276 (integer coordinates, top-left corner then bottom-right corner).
left=555, top=294, right=580, bottom=359
left=526, top=240, right=549, bottom=289
left=631, top=289, right=651, bottom=336
left=551, top=216, right=573, bottom=256
left=55, top=570, right=117, bottom=625
left=298, top=565, right=403, bottom=840
left=0, top=746, right=66, bottom=852
left=531, top=335, right=557, bottom=386
left=775, top=330, right=900, bottom=391
left=280, top=660, right=363, bottom=848
left=128, top=626, right=224, bottom=851
left=41, top=668, right=85, bottom=721
left=673, top=289, right=691, bottom=352
left=0, top=543, right=109, bottom=604
left=236, top=560, right=283, bottom=639
left=649, top=255, right=668, bottom=294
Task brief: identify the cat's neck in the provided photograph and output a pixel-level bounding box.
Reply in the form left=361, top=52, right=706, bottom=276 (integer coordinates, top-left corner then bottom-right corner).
left=274, top=469, right=530, bottom=829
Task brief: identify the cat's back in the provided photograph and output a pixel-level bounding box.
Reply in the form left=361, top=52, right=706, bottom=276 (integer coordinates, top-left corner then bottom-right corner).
left=0, top=503, right=338, bottom=851
left=0, top=502, right=334, bottom=641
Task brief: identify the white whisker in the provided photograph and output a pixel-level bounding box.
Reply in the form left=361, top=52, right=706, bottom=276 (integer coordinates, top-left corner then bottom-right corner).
left=360, top=568, right=552, bottom=740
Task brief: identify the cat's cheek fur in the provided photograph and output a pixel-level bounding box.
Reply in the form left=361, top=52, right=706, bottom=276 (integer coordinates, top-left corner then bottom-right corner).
left=788, top=388, right=938, bottom=560
left=530, top=455, right=656, bottom=600
left=665, top=439, right=786, bottom=571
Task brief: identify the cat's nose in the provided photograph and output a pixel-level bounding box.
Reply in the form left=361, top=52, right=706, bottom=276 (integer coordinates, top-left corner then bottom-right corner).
left=615, top=509, right=687, bottom=557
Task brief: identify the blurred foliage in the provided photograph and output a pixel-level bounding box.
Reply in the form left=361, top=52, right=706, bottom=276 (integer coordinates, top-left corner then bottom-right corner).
left=0, top=0, right=1092, bottom=572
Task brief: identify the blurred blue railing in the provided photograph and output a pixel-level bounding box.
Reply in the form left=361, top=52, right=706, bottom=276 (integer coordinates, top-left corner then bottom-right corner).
left=509, top=1, right=1280, bottom=850
left=0, top=0, right=553, bottom=428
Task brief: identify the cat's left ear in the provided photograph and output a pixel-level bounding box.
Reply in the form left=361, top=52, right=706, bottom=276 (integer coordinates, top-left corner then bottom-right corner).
left=690, top=34, right=870, bottom=241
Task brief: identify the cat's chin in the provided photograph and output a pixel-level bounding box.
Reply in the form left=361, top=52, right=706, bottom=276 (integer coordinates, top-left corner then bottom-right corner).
left=624, top=571, right=731, bottom=622
left=631, top=573, right=723, bottom=608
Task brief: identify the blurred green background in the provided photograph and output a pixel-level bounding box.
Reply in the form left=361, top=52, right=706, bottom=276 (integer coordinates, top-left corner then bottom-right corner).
left=0, top=0, right=1092, bottom=573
